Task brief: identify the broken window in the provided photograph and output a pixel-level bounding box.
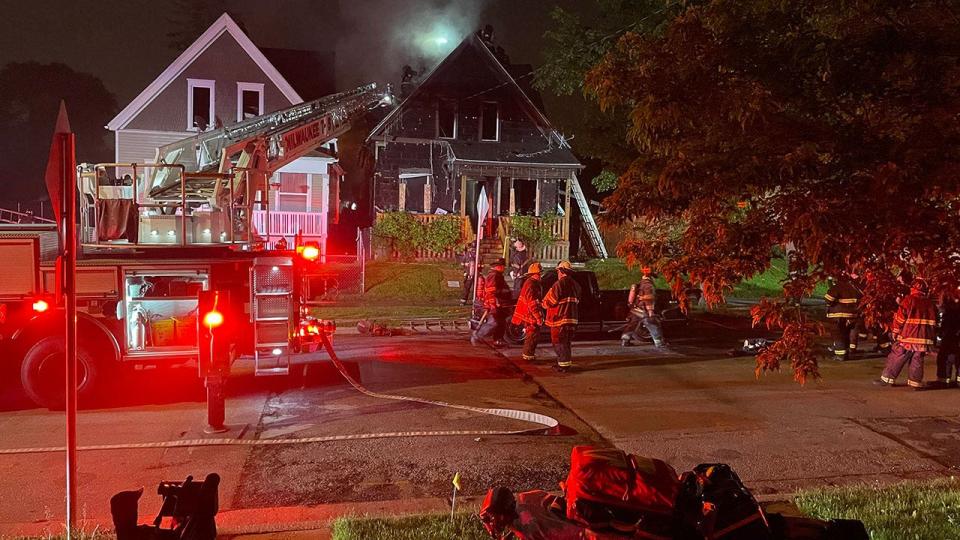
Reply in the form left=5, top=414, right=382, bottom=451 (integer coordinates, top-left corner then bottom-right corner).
left=188, top=79, right=215, bottom=131
left=514, top=179, right=537, bottom=215
left=238, top=82, right=264, bottom=120
left=481, top=102, right=499, bottom=141
left=437, top=99, right=458, bottom=139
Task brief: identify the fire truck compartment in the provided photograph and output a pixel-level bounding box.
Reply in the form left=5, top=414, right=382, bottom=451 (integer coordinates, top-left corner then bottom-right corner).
left=124, top=270, right=209, bottom=351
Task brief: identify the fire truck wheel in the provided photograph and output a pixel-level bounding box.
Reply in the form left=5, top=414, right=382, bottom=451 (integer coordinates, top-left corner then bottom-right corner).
left=20, top=337, right=100, bottom=410
left=504, top=323, right=525, bottom=346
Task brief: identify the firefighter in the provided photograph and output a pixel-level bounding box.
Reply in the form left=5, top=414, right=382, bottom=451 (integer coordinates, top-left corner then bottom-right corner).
left=875, top=278, right=938, bottom=389
left=621, top=266, right=666, bottom=348
left=543, top=261, right=581, bottom=372
left=460, top=244, right=478, bottom=306
left=509, top=239, right=530, bottom=281
left=824, top=272, right=862, bottom=360
left=472, top=257, right=511, bottom=347
left=934, top=287, right=960, bottom=388
left=511, top=261, right=544, bottom=361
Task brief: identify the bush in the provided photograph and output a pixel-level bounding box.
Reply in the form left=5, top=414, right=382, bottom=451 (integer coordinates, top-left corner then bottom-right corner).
left=373, top=212, right=463, bottom=260
left=510, top=212, right=560, bottom=251
left=373, top=211, right=425, bottom=259
left=423, top=215, right=463, bottom=254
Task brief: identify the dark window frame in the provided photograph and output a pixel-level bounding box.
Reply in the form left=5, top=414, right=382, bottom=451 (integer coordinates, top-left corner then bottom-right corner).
left=437, top=99, right=458, bottom=139
left=480, top=102, right=499, bottom=141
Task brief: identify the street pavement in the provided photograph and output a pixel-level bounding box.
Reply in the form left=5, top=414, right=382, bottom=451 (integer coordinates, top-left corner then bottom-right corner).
left=0, top=317, right=958, bottom=537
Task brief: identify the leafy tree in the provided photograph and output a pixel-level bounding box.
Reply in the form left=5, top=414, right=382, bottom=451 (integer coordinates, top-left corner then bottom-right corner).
left=586, top=0, right=960, bottom=382
left=0, top=62, right=116, bottom=202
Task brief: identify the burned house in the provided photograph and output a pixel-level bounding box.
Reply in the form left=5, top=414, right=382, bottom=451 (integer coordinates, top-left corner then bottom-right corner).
left=366, top=30, right=606, bottom=261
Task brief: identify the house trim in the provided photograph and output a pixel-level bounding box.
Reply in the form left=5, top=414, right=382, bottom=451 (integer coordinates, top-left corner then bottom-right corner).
left=106, top=13, right=302, bottom=131
left=186, top=78, right=216, bottom=131
left=236, top=82, right=265, bottom=121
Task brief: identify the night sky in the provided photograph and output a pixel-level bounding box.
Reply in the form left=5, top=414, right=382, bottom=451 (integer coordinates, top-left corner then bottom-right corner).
left=0, top=0, right=568, bottom=108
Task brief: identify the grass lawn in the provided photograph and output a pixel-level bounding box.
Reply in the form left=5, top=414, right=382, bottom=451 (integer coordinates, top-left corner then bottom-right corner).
left=331, top=512, right=488, bottom=540
left=586, top=257, right=828, bottom=300
left=795, top=478, right=960, bottom=540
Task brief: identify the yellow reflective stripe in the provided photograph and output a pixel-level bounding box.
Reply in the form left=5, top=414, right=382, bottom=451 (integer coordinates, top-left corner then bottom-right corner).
left=900, top=337, right=934, bottom=345
left=837, top=298, right=859, bottom=304
left=905, top=318, right=937, bottom=325
left=547, top=319, right=578, bottom=327
left=556, top=298, right=579, bottom=304
left=907, top=379, right=924, bottom=388
left=826, top=313, right=856, bottom=318
left=824, top=294, right=836, bottom=301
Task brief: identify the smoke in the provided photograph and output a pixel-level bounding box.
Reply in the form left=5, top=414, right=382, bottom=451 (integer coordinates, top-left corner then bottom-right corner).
left=334, top=0, right=491, bottom=90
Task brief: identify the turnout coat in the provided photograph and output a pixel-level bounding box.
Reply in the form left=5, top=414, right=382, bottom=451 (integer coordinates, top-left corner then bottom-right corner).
left=825, top=278, right=862, bottom=319
left=512, top=276, right=544, bottom=326
left=892, top=293, right=938, bottom=351
left=483, top=269, right=511, bottom=312
left=543, top=273, right=581, bottom=327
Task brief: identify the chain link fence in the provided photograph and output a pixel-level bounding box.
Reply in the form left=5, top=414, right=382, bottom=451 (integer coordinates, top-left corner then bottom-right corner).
left=305, top=232, right=366, bottom=302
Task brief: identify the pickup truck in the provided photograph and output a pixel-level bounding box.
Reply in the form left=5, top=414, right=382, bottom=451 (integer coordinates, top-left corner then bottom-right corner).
left=471, top=269, right=689, bottom=345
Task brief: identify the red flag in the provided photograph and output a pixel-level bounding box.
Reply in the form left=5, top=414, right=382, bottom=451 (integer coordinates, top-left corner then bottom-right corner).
left=44, top=101, right=72, bottom=223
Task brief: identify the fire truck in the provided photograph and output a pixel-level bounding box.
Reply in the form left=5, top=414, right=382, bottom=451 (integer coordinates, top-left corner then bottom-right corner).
left=0, top=84, right=393, bottom=409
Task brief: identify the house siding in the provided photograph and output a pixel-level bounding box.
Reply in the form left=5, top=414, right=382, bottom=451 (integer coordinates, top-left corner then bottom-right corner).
left=125, top=33, right=294, bottom=132
left=116, top=130, right=198, bottom=169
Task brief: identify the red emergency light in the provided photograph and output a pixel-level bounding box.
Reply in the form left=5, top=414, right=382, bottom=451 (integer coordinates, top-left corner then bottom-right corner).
left=299, top=242, right=320, bottom=262
left=203, top=310, right=224, bottom=329
left=32, top=299, right=50, bottom=313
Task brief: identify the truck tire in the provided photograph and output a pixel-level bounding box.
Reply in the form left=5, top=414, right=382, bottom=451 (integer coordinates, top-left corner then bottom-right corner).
left=504, top=322, right=525, bottom=346
left=20, top=337, right=100, bottom=410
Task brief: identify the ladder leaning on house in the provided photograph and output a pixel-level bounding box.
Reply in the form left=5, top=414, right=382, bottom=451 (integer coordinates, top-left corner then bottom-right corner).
left=569, top=177, right=609, bottom=258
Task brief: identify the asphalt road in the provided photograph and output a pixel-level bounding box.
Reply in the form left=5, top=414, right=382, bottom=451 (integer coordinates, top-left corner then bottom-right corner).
left=0, top=316, right=958, bottom=536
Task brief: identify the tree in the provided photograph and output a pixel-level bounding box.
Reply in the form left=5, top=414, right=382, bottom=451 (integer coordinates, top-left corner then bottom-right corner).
left=537, top=0, right=685, bottom=185
left=585, top=0, right=960, bottom=382
left=0, top=62, right=117, bottom=202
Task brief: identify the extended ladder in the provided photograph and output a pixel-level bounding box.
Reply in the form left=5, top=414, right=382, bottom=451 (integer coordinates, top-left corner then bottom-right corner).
left=250, top=257, right=294, bottom=375
left=570, top=175, right=608, bottom=258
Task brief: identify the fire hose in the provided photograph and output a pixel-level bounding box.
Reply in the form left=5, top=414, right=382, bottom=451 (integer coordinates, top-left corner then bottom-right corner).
left=0, top=334, right=560, bottom=455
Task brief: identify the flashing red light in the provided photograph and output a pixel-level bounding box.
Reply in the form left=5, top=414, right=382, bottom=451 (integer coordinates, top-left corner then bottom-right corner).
left=203, top=310, right=224, bottom=329
left=32, top=299, right=50, bottom=313
left=300, top=243, right=320, bottom=262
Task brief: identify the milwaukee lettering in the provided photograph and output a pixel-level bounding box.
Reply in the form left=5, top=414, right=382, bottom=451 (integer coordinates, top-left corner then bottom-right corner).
left=282, top=115, right=337, bottom=154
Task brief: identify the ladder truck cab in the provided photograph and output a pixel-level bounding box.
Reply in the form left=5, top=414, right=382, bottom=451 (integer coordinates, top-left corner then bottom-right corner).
left=0, top=84, right=394, bottom=409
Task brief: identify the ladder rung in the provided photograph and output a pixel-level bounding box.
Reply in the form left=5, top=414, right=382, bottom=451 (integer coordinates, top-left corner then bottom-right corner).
left=255, top=291, right=291, bottom=296
left=255, top=341, right=289, bottom=347
left=255, top=317, right=288, bottom=322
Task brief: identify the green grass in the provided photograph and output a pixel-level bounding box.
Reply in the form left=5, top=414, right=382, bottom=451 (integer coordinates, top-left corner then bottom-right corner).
left=331, top=512, right=488, bottom=540
left=316, top=304, right=470, bottom=323
left=586, top=257, right=828, bottom=300
left=362, top=261, right=463, bottom=303
left=795, top=478, right=960, bottom=540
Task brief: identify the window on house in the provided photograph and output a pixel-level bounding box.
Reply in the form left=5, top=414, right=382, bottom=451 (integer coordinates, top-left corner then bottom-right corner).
left=187, top=79, right=215, bottom=131
left=237, top=82, right=264, bottom=121
left=399, top=175, right=430, bottom=213
left=275, top=173, right=310, bottom=212
left=437, top=99, right=458, bottom=139
left=481, top=102, right=499, bottom=141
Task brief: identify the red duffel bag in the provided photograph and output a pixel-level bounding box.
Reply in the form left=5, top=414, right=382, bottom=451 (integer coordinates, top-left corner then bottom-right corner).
left=563, top=446, right=680, bottom=539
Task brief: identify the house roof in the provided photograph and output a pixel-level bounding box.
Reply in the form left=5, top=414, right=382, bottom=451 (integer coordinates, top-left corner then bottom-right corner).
left=106, top=13, right=303, bottom=131
left=447, top=140, right=581, bottom=168
left=366, top=33, right=560, bottom=145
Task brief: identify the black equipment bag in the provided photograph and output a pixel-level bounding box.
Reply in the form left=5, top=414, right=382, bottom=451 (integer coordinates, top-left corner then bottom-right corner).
left=675, top=463, right=772, bottom=540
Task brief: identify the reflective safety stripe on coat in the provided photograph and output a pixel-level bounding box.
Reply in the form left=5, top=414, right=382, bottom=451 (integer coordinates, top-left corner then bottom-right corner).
left=543, top=273, right=581, bottom=327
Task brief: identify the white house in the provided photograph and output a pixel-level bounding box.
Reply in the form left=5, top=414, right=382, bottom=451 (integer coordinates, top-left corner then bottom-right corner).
left=105, top=13, right=341, bottom=253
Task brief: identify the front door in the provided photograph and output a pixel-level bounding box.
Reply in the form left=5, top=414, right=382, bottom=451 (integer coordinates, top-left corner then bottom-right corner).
left=466, top=177, right=497, bottom=237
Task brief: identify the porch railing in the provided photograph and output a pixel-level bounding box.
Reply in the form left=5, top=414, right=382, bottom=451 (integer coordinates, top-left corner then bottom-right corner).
left=252, top=210, right=326, bottom=241
left=497, top=215, right=570, bottom=263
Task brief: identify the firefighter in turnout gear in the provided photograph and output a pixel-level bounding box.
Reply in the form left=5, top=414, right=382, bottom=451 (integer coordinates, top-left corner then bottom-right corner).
left=472, top=258, right=511, bottom=347
left=511, top=262, right=544, bottom=361
left=935, top=288, right=960, bottom=388
left=825, top=273, right=863, bottom=360
left=621, top=266, right=666, bottom=347
left=876, top=278, right=938, bottom=389
left=543, top=261, right=581, bottom=372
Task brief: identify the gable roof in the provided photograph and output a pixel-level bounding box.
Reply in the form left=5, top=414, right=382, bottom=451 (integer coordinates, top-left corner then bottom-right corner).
left=366, top=33, right=559, bottom=144
left=106, top=13, right=302, bottom=131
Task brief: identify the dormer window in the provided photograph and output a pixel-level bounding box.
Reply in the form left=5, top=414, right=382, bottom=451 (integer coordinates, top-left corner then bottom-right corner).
left=187, top=78, right=215, bottom=131
left=480, top=102, right=499, bottom=141
left=237, top=82, right=264, bottom=121
left=437, top=99, right=458, bottom=139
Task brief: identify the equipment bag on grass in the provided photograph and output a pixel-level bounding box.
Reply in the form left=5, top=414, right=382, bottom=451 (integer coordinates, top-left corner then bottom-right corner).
left=481, top=487, right=641, bottom=540
left=675, top=463, right=772, bottom=539
left=563, top=446, right=680, bottom=539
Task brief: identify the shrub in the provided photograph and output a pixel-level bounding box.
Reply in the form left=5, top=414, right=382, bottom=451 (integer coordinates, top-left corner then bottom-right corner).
left=423, top=215, right=463, bottom=254
left=510, top=212, right=560, bottom=251
left=373, top=211, right=425, bottom=259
